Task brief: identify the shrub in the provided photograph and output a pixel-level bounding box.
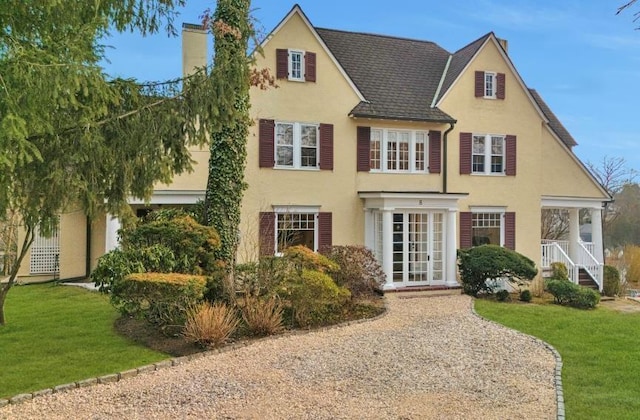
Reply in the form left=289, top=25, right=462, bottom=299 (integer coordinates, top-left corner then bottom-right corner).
left=240, top=296, right=284, bottom=336
left=496, top=289, right=510, bottom=302
left=529, top=273, right=545, bottom=298
left=322, top=245, right=385, bottom=298
left=546, top=279, right=578, bottom=305
left=519, top=289, right=532, bottom=302
left=457, top=245, right=538, bottom=297
left=622, top=245, right=640, bottom=284
left=603, top=265, right=621, bottom=297
left=279, top=269, right=351, bottom=327
left=546, top=279, right=600, bottom=309
left=572, top=287, right=600, bottom=309
left=91, top=245, right=175, bottom=293
left=111, top=272, right=206, bottom=327
left=183, top=302, right=239, bottom=348
left=550, top=262, right=569, bottom=281
left=283, top=245, right=339, bottom=274
left=120, top=209, right=220, bottom=275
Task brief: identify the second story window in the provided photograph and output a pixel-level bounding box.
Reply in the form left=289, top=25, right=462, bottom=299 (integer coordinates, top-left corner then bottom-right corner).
left=472, top=134, right=504, bottom=175
left=275, top=122, right=318, bottom=169
left=370, top=129, right=428, bottom=173
left=475, top=71, right=505, bottom=100
left=276, top=49, right=316, bottom=82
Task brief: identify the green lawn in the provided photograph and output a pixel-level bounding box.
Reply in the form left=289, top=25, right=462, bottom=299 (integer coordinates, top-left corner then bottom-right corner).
left=475, top=299, right=640, bottom=420
left=0, top=283, right=168, bottom=399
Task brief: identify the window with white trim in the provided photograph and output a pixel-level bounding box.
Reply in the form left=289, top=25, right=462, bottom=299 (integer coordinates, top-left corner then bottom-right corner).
left=370, top=129, right=429, bottom=173
left=288, top=50, right=304, bottom=81
left=275, top=122, right=319, bottom=169
left=276, top=212, right=317, bottom=253
left=472, top=212, right=503, bottom=246
left=484, top=72, right=496, bottom=98
left=472, top=134, right=504, bottom=175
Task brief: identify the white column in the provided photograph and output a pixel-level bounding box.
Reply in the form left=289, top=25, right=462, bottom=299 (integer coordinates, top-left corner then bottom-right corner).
left=382, top=210, right=395, bottom=290
left=363, top=209, right=373, bottom=250
left=590, top=207, right=604, bottom=264
left=568, top=208, right=580, bottom=264
left=105, top=214, right=121, bottom=252
left=445, top=209, right=459, bottom=286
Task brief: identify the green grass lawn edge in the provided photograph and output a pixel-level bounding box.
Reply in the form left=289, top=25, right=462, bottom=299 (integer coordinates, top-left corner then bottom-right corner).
left=0, top=283, right=168, bottom=399
left=475, top=298, right=640, bottom=420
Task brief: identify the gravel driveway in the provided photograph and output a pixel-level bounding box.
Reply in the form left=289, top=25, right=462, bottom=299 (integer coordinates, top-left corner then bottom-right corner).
left=1, top=294, right=556, bottom=419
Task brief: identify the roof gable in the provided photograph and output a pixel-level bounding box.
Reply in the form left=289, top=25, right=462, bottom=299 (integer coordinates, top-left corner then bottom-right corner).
left=259, top=5, right=365, bottom=101
left=528, top=89, right=577, bottom=148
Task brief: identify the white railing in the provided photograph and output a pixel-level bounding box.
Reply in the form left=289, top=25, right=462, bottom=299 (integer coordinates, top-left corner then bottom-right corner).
left=577, top=242, right=603, bottom=291
left=541, top=241, right=576, bottom=284
left=542, top=239, right=569, bottom=256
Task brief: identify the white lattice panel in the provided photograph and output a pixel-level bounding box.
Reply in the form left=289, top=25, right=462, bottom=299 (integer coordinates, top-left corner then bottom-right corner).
left=30, top=224, right=60, bottom=274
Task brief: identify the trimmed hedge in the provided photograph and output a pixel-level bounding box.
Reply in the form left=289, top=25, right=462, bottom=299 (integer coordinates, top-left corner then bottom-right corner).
left=603, top=265, right=621, bottom=297
left=112, top=272, right=207, bottom=327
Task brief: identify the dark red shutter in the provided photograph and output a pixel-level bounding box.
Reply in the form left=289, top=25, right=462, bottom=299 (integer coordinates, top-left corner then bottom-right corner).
left=505, top=134, right=516, bottom=176
left=429, top=130, right=441, bottom=174
left=259, top=212, right=275, bottom=256
left=459, top=132, right=472, bottom=175
left=318, top=212, right=332, bottom=252
left=259, top=119, right=275, bottom=168
left=504, top=212, right=516, bottom=250
left=475, top=71, right=484, bottom=97
left=319, top=123, right=333, bottom=170
left=357, top=126, right=371, bottom=172
left=497, top=73, right=506, bottom=99
left=460, top=212, right=473, bottom=249
left=305, top=51, right=316, bottom=82
left=276, top=49, right=288, bottom=79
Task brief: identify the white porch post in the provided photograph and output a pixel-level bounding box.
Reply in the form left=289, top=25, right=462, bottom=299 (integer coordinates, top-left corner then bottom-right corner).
left=590, top=207, right=604, bottom=264
left=363, top=209, right=373, bottom=249
left=568, top=208, right=580, bottom=265
left=382, top=210, right=395, bottom=290
left=446, top=209, right=459, bottom=286
left=105, top=214, right=121, bottom=252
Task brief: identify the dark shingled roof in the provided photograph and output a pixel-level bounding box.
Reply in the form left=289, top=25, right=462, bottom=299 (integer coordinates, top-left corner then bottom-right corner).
left=437, top=33, right=492, bottom=103
left=316, top=28, right=455, bottom=123
left=528, top=89, right=577, bottom=148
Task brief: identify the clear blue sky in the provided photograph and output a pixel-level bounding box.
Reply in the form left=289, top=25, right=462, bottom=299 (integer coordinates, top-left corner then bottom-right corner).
left=102, top=1, right=640, bottom=172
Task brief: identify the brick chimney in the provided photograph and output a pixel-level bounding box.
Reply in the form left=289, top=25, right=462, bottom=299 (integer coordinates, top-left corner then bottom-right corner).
left=182, top=23, right=208, bottom=77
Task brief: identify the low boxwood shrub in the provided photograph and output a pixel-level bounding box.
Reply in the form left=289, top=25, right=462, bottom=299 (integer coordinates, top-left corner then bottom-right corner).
left=496, top=289, right=510, bottom=302
left=457, top=245, right=537, bottom=297
left=603, top=265, right=621, bottom=297
left=112, top=272, right=207, bottom=328
left=279, top=269, right=351, bottom=327
left=546, top=279, right=600, bottom=309
left=322, top=245, right=385, bottom=298
left=519, top=289, right=532, bottom=302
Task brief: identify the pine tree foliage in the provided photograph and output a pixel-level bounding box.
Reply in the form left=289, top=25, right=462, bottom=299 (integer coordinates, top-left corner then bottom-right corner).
left=0, top=1, right=237, bottom=325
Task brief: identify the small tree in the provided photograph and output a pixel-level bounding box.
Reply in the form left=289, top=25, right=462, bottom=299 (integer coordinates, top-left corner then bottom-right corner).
left=457, top=245, right=538, bottom=297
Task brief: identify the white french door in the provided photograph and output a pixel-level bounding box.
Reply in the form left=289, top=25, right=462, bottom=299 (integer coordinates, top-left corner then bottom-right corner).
left=392, top=211, right=444, bottom=286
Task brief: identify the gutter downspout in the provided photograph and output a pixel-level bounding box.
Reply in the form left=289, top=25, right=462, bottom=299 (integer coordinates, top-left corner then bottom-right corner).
left=442, top=121, right=456, bottom=193
left=85, top=219, right=91, bottom=279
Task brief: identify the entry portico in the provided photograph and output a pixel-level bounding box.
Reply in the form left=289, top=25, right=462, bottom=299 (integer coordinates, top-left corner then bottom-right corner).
left=360, top=192, right=467, bottom=290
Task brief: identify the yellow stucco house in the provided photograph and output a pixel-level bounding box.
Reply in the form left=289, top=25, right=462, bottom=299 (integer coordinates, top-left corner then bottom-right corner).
left=18, top=5, right=610, bottom=291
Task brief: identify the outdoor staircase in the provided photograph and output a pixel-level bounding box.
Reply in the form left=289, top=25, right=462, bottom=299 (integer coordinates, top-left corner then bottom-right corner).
left=578, top=268, right=599, bottom=290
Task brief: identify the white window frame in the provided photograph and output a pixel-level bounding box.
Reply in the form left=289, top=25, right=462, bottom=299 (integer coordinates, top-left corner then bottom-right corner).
left=274, top=121, right=320, bottom=170
left=288, top=49, right=305, bottom=82
left=370, top=128, right=429, bottom=173
left=484, top=71, right=497, bottom=99
left=470, top=207, right=506, bottom=247
left=273, top=206, right=320, bottom=255
left=472, top=133, right=505, bottom=176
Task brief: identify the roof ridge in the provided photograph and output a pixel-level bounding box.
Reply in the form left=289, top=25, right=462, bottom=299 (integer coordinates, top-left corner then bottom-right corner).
left=452, top=31, right=494, bottom=54
left=315, top=27, right=444, bottom=49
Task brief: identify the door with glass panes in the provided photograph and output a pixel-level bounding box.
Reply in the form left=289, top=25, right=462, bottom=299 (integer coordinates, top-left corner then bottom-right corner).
left=392, top=212, right=444, bottom=286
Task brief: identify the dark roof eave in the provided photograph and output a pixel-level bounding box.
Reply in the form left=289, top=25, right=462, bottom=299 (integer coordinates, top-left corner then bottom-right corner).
left=349, top=112, right=456, bottom=124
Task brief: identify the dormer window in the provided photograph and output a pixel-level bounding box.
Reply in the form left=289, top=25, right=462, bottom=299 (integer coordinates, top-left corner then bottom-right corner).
left=276, top=49, right=316, bottom=82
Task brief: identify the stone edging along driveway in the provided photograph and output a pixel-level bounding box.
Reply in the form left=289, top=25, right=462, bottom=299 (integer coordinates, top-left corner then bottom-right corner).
left=0, top=294, right=561, bottom=419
